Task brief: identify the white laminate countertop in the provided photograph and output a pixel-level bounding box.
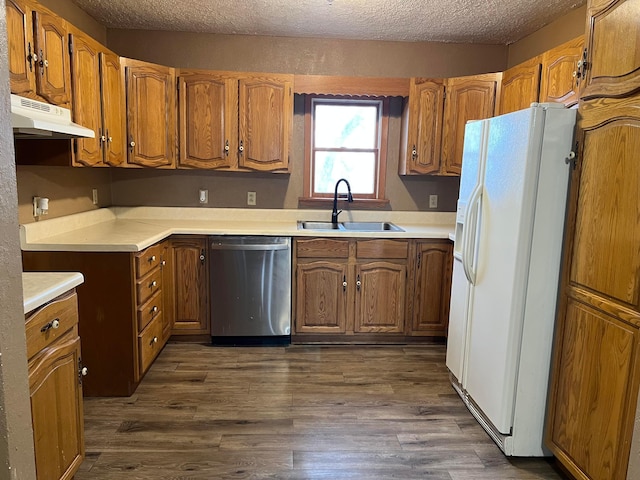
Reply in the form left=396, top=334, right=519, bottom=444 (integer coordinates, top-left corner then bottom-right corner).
left=22, top=272, right=84, bottom=314
left=21, top=207, right=456, bottom=253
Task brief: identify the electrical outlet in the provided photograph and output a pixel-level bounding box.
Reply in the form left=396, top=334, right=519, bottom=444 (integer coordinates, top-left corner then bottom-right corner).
left=429, top=194, right=438, bottom=209
left=199, top=189, right=208, bottom=204
left=92, top=188, right=99, bottom=205
left=247, top=191, right=257, bottom=206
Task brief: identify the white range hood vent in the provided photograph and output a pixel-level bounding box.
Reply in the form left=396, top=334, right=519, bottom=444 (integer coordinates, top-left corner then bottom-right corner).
left=11, top=94, right=95, bottom=139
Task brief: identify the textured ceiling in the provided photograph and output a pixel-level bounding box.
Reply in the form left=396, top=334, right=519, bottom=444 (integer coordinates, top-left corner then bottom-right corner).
left=71, top=0, right=586, bottom=45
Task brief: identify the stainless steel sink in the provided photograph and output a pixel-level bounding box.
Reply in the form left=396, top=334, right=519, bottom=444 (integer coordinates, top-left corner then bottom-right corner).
left=297, top=221, right=404, bottom=232
left=341, top=222, right=403, bottom=232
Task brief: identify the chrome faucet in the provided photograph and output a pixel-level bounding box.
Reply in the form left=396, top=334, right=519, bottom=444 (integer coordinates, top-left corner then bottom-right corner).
left=331, top=178, right=354, bottom=226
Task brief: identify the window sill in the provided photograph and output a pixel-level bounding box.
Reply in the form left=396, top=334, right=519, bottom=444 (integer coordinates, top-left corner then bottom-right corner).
left=298, top=197, right=390, bottom=210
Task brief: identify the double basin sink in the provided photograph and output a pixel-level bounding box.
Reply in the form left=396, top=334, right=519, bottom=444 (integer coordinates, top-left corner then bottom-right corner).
left=297, top=221, right=404, bottom=232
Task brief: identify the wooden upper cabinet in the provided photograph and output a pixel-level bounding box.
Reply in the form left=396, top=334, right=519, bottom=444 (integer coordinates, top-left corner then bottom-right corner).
left=70, top=34, right=125, bottom=167
left=124, top=58, right=176, bottom=168
left=582, top=0, right=640, bottom=99
left=178, top=71, right=237, bottom=169
left=6, top=0, right=36, bottom=96
left=238, top=74, right=293, bottom=172
left=100, top=51, right=126, bottom=166
left=33, top=8, right=71, bottom=106
left=69, top=32, right=102, bottom=166
left=540, top=35, right=585, bottom=107
left=441, top=73, right=499, bottom=175
left=400, top=78, right=445, bottom=175
left=498, top=57, right=541, bottom=115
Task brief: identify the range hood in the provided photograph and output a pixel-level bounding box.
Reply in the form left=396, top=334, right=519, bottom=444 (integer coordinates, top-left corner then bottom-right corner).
left=11, top=94, right=95, bottom=139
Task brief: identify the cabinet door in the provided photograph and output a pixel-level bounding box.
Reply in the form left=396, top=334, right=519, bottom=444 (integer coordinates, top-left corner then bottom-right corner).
left=238, top=74, right=292, bottom=171
left=354, top=261, right=406, bottom=333
left=178, top=72, right=237, bottom=169
left=582, top=0, right=640, bottom=99
left=170, top=236, right=209, bottom=334
left=411, top=241, right=453, bottom=336
left=540, top=35, right=584, bottom=107
left=101, top=51, right=126, bottom=167
left=125, top=60, right=176, bottom=168
left=33, top=9, right=71, bottom=106
left=295, top=261, right=348, bottom=334
left=441, top=74, right=498, bottom=175
left=545, top=96, right=640, bottom=480
left=69, top=33, right=103, bottom=167
left=498, top=57, right=541, bottom=115
left=400, top=78, right=445, bottom=175
left=160, top=241, right=175, bottom=342
left=29, top=332, right=84, bottom=480
left=7, top=0, right=36, bottom=96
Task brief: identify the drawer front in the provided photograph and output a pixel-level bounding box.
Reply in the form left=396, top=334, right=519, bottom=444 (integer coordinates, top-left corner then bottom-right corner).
left=356, top=239, right=409, bottom=259
left=138, top=313, right=163, bottom=375
left=136, top=267, right=162, bottom=305
left=296, top=238, right=350, bottom=258
left=137, top=290, right=162, bottom=333
left=135, top=243, right=163, bottom=279
left=25, top=291, right=78, bottom=360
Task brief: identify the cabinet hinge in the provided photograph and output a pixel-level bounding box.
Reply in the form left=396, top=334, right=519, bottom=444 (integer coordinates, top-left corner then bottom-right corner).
left=176, top=77, right=180, bottom=92
left=68, top=36, right=73, bottom=56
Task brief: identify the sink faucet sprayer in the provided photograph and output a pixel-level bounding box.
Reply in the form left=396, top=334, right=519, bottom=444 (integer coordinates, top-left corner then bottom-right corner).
left=331, top=178, right=353, bottom=225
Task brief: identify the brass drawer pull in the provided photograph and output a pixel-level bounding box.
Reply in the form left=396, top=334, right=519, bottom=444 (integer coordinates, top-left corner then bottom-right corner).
left=40, top=318, right=60, bottom=332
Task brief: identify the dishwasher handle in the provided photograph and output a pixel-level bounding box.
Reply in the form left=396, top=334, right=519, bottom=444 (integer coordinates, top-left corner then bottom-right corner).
left=209, top=242, right=290, bottom=251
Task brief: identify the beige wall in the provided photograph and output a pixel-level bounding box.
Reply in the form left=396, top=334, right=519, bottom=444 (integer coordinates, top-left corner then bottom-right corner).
left=37, top=0, right=107, bottom=44
left=16, top=166, right=112, bottom=224
left=111, top=97, right=460, bottom=212
left=0, top=1, right=37, bottom=476
left=507, top=5, right=587, bottom=68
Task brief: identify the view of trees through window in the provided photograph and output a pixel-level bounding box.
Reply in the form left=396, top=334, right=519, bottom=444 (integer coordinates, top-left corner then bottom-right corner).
left=312, top=99, right=381, bottom=196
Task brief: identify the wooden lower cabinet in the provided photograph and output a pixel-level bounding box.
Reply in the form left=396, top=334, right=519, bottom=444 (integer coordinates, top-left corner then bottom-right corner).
left=294, top=238, right=410, bottom=338
left=26, top=290, right=84, bottom=480
left=170, top=235, right=210, bottom=335
left=410, top=240, right=453, bottom=336
left=23, top=240, right=172, bottom=396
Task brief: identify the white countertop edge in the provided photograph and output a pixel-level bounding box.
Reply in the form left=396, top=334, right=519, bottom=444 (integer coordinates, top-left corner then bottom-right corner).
left=23, top=272, right=84, bottom=314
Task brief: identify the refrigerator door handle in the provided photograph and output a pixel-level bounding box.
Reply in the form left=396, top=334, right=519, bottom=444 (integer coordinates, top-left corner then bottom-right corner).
left=462, top=185, right=483, bottom=286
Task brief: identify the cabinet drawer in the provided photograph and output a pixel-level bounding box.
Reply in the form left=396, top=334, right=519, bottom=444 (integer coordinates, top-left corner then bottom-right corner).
left=135, top=243, right=163, bottom=279
left=138, top=313, right=163, bottom=375
left=296, top=238, right=349, bottom=258
left=356, top=239, right=408, bottom=259
left=25, top=291, right=78, bottom=360
left=137, top=290, right=162, bottom=332
left=136, top=267, right=162, bottom=304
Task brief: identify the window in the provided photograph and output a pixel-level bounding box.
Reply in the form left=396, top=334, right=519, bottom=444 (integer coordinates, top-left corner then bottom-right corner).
left=303, top=95, right=389, bottom=202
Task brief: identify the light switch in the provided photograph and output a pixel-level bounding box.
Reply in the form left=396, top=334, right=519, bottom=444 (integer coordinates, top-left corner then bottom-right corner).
left=199, top=189, right=208, bottom=204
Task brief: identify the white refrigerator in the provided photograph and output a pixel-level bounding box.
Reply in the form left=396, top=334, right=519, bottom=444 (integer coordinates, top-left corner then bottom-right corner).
left=446, top=103, right=576, bottom=456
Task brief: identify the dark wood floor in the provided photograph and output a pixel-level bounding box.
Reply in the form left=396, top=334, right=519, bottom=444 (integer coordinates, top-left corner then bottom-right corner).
left=77, top=343, right=569, bottom=479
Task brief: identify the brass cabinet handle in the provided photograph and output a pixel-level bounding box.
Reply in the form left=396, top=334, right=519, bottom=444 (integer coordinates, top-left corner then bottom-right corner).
left=411, top=145, right=417, bottom=160
left=224, top=140, right=230, bottom=156
left=343, top=275, right=347, bottom=292
left=356, top=274, right=361, bottom=291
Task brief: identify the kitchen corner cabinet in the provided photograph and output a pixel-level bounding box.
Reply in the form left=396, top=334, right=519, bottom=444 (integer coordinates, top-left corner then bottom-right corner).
left=440, top=74, right=499, bottom=175
left=409, top=240, right=453, bottom=336
left=170, top=236, right=209, bottom=335
left=539, top=35, right=585, bottom=107
left=498, top=56, right=541, bottom=115
left=294, top=238, right=408, bottom=336
left=26, top=290, right=84, bottom=480
left=69, top=31, right=125, bottom=167
left=23, top=240, right=172, bottom=396
left=7, top=0, right=71, bottom=106
left=580, top=0, right=640, bottom=100
left=400, top=74, right=498, bottom=176
left=178, top=70, right=293, bottom=172
left=123, top=57, right=176, bottom=168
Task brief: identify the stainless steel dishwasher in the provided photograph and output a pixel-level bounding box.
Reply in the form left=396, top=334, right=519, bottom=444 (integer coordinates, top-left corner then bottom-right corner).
left=209, top=236, right=291, bottom=345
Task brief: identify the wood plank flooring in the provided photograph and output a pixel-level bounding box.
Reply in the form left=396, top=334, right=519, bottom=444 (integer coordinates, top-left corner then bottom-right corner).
left=77, top=343, right=570, bottom=479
